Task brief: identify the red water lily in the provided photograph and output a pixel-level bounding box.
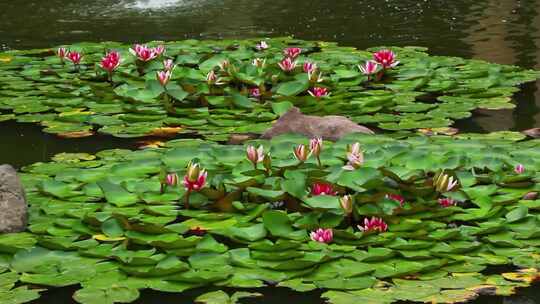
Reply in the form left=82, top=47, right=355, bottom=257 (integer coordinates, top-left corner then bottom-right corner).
left=308, top=87, right=329, bottom=98
left=438, top=198, right=456, bottom=208
left=373, top=49, right=399, bottom=69
left=66, top=51, right=83, bottom=65
left=385, top=193, right=405, bottom=207
left=311, top=182, right=337, bottom=196
left=100, top=51, right=121, bottom=73
left=278, top=57, right=297, bottom=72
left=283, top=47, right=301, bottom=59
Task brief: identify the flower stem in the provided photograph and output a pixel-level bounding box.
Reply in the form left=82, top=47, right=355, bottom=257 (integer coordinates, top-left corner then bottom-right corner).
left=184, top=190, right=191, bottom=210
left=316, top=156, right=322, bottom=168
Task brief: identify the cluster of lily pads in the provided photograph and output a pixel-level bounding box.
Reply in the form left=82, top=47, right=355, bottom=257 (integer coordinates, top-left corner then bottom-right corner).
left=0, top=131, right=538, bottom=304
left=0, top=37, right=538, bottom=139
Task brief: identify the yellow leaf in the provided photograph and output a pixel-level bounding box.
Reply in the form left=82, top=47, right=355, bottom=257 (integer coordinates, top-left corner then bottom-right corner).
left=93, top=234, right=126, bottom=242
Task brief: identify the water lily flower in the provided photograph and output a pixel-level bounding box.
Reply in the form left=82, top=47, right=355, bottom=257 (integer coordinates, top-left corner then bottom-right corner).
left=358, top=217, right=388, bottom=233
left=433, top=171, right=459, bottom=192
left=311, top=182, right=337, bottom=196
left=278, top=57, right=297, bottom=72
left=252, top=58, right=266, bottom=68
left=255, top=41, right=269, bottom=51
left=310, top=228, right=333, bottom=244
left=206, top=70, right=224, bottom=86
left=153, top=45, right=166, bottom=56
left=373, top=49, right=399, bottom=69
left=283, top=47, right=302, bottom=59
left=165, top=173, right=179, bottom=186
left=57, top=47, right=67, bottom=62
left=340, top=195, right=353, bottom=215
left=308, top=70, right=324, bottom=83
left=308, top=87, right=329, bottom=98
left=385, top=193, right=405, bottom=207
left=246, top=145, right=264, bottom=168
left=129, top=44, right=158, bottom=62
left=156, top=70, right=171, bottom=87
left=293, top=144, right=310, bottom=163
left=163, top=59, right=175, bottom=71
left=66, top=51, right=83, bottom=65
left=100, top=51, right=121, bottom=73
left=303, top=61, right=317, bottom=74
left=358, top=60, right=380, bottom=80
left=183, top=163, right=207, bottom=193
left=249, top=87, right=261, bottom=98
left=438, top=198, right=456, bottom=208
left=343, top=142, right=364, bottom=171
left=515, top=164, right=525, bottom=174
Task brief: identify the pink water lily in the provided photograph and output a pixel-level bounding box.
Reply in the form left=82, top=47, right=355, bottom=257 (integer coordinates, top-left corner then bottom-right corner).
left=165, top=173, right=179, bottom=186
left=373, top=49, right=399, bottom=69
left=255, top=41, right=269, bottom=51
left=283, top=47, right=302, bottom=59
left=308, top=87, right=329, bottom=98
left=100, top=51, right=121, bottom=73
left=206, top=70, right=224, bottom=85
left=66, top=51, right=83, bottom=65
left=293, top=144, right=310, bottom=162
left=153, top=45, right=165, bottom=56
left=252, top=58, right=266, bottom=68
left=129, top=44, right=158, bottom=62
left=310, top=228, right=333, bottom=243
left=515, top=164, right=525, bottom=174
left=278, top=57, right=297, bottom=72
left=156, top=70, right=171, bottom=87
left=385, top=193, right=405, bottom=207
left=249, top=88, right=261, bottom=98
left=311, top=182, right=337, bottom=196
left=303, top=61, right=317, bottom=73
left=438, top=198, right=456, bottom=208
left=358, top=217, right=388, bottom=233
left=246, top=145, right=265, bottom=168
left=57, top=48, right=67, bottom=62
left=163, top=59, right=175, bottom=71
left=359, top=60, right=380, bottom=80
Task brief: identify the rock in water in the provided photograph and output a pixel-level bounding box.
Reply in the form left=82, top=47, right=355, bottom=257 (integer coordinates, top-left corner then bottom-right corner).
left=0, top=165, right=27, bottom=233
left=261, top=107, right=374, bottom=141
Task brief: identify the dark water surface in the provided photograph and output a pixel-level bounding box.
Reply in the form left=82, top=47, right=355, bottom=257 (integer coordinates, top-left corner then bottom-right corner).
left=1, top=0, right=540, bottom=303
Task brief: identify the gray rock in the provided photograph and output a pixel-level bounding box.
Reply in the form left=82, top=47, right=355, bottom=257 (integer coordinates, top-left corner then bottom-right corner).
left=261, top=107, right=374, bottom=141
left=0, top=165, right=27, bottom=233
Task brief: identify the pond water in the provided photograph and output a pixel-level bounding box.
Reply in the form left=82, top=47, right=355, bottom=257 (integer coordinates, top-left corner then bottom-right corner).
left=1, top=0, right=540, bottom=303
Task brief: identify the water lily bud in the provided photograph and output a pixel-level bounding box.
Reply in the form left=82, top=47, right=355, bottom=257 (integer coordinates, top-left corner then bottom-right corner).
left=165, top=173, right=179, bottom=186
left=246, top=145, right=264, bottom=166
left=186, top=162, right=201, bottom=183
left=263, top=152, right=272, bottom=172
left=438, top=198, right=456, bottom=208
left=340, top=195, right=353, bottom=215
left=309, top=137, right=323, bottom=158
left=293, top=144, right=310, bottom=162
left=515, top=164, right=525, bottom=174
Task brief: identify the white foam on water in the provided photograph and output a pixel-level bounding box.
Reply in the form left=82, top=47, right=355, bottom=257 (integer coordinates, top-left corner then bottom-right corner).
left=122, top=0, right=189, bottom=10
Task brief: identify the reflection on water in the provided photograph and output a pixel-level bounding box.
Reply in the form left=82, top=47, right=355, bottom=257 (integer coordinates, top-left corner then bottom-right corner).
left=123, top=0, right=187, bottom=10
